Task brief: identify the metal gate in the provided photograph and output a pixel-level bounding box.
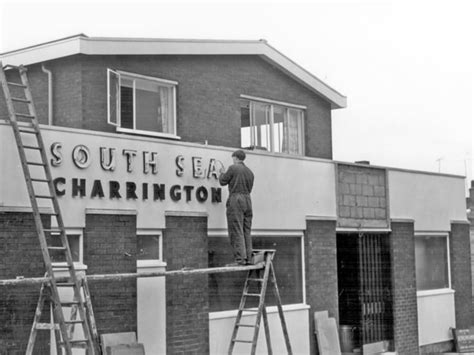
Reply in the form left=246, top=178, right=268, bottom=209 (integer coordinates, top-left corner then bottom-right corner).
left=358, top=233, right=393, bottom=345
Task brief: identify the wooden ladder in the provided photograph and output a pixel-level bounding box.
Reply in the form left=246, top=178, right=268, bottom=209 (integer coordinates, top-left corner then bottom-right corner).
left=228, top=250, right=293, bottom=355
left=0, top=62, right=99, bottom=355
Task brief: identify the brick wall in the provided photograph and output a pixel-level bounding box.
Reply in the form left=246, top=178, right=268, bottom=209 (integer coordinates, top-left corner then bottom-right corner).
left=337, top=164, right=388, bottom=229
left=0, top=212, right=50, bottom=354
left=84, top=213, right=137, bottom=335
left=305, top=218, right=338, bottom=354
left=389, top=220, right=419, bottom=354
left=164, top=212, right=209, bottom=354
left=450, top=221, right=472, bottom=328
left=1, top=54, right=334, bottom=160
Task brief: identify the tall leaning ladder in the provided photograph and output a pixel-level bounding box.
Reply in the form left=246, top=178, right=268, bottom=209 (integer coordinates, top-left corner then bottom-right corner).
left=0, top=62, right=98, bottom=354
left=228, top=250, right=293, bottom=355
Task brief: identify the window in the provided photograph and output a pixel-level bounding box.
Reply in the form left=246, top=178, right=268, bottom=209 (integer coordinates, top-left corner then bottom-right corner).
left=240, top=96, right=305, bottom=155
left=415, top=235, right=450, bottom=291
left=108, top=69, right=177, bottom=138
left=137, top=231, right=162, bottom=261
left=50, top=230, right=83, bottom=264
left=208, top=235, right=304, bottom=312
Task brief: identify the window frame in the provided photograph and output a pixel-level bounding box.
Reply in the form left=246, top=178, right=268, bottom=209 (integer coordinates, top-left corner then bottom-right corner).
left=208, top=230, right=306, bottom=315
left=107, top=68, right=179, bottom=139
left=50, top=228, right=84, bottom=267
left=415, top=232, right=452, bottom=295
left=240, top=94, right=306, bottom=155
left=136, top=229, right=165, bottom=268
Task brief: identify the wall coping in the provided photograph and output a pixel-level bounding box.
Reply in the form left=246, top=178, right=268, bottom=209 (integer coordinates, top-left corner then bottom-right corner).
left=165, top=211, right=208, bottom=218
left=85, top=208, right=137, bottom=215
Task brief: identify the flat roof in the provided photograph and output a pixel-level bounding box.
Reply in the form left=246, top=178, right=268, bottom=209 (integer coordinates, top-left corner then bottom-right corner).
left=0, top=34, right=347, bottom=109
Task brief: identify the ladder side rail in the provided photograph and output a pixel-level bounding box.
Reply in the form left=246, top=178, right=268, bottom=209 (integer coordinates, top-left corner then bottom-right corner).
left=25, top=282, right=48, bottom=355
left=269, top=262, right=293, bottom=355
left=0, top=64, right=73, bottom=354
left=250, top=255, right=272, bottom=355
left=228, top=270, right=253, bottom=355
left=19, top=68, right=96, bottom=354
left=82, top=276, right=101, bottom=351
left=260, top=281, right=272, bottom=355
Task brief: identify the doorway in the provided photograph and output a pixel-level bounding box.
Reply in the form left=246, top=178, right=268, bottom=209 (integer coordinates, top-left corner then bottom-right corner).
left=337, top=233, right=394, bottom=350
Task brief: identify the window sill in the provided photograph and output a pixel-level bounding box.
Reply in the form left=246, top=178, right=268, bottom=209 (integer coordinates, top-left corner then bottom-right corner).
left=137, top=260, right=167, bottom=268
left=209, top=303, right=309, bottom=320
left=51, top=262, right=87, bottom=271
left=116, top=127, right=181, bottom=140
left=417, top=288, right=455, bottom=297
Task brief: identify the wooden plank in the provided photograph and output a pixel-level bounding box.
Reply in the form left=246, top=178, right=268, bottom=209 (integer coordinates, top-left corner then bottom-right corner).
left=0, top=263, right=266, bottom=286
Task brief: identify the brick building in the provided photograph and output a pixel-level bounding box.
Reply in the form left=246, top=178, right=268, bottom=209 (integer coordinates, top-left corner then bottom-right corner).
left=0, top=34, right=471, bottom=354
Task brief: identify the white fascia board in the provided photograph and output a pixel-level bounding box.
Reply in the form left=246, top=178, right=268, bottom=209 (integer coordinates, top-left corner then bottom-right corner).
left=0, top=36, right=82, bottom=67
left=0, top=36, right=346, bottom=109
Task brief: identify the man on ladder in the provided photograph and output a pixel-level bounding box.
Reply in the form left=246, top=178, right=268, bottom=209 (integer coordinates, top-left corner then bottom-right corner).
left=219, top=149, right=255, bottom=266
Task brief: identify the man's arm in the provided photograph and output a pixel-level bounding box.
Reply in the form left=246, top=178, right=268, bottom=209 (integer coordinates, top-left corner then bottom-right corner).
left=219, top=165, right=234, bottom=186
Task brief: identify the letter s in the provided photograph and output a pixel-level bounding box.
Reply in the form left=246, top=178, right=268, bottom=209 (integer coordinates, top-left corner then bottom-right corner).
left=50, top=142, right=63, bottom=167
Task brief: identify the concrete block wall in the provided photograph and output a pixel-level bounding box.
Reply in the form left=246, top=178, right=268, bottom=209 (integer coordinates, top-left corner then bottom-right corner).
left=164, top=212, right=209, bottom=354
left=84, top=213, right=137, bottom=335
left=389, top=220, right=419, bottom=354
left=0, top=54, right=334, bottom=160
left=450, top=221, right=473, bottom=328
left=337, top=164, right=388, bottom=229
left=0, top=212, right=50, bottom=354
left=304, top=218, right=338, bottom=354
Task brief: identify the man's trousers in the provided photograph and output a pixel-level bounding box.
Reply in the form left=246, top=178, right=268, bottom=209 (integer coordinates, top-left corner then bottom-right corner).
left=226, top=193, right=253, bottom=263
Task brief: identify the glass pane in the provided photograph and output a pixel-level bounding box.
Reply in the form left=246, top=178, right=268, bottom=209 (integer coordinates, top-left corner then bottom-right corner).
left=137, top=234, right=160, bottom=260
left=107, top=69, right=120, bottom=126
left=415, top=236, right=449, bottom=290
left=240, top=101, right=251, bottom=148
left=251, top=102, right=271, bottom=151
left=120, top=78, right=134, bottom=129
left=287, top=108, right=303, bottom=155
left=50, top=234, right=80, bottom=262
left=208, top=236, right=303, bottom=312
left=273, top=106, right=285, bottom=153
left=68, top=235, right=80, bottom=262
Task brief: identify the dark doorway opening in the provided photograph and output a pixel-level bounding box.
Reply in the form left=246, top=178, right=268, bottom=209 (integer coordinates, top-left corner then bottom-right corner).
left=337, top=233, right=394, bottom=351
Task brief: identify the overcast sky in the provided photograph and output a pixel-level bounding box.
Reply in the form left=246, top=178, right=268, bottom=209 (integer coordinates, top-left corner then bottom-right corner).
left=1, top=0, right=473, bottom=189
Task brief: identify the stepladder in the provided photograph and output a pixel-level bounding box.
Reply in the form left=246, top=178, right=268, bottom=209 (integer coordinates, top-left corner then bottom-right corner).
left=0, top=62, right=99, bottom=354
left=228, top=249, right=293, bottom=355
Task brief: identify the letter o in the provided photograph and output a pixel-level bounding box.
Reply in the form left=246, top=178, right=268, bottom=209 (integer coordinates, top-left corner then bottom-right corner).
left=72, top=145, right=91, bottom=169
left=196, top=186, right=208, bottom=202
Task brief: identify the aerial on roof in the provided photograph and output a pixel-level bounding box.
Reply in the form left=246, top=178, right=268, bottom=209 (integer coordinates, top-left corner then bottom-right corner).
left=0, top=34, right=346, bottom=109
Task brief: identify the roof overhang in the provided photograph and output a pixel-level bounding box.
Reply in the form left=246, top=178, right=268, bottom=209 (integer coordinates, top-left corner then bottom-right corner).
left=0, top=34, right=347, bottom=109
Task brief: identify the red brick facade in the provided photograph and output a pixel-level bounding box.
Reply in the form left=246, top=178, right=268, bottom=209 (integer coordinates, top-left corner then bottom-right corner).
left=304, top=218, right=338, bottom=354
left=164, top=213, right=209, bottom=354
left=0, top=212, right=50, bottom=354
left=389, top=220, right=419, bottom=354
left=84, top=213, right=138, bottom=335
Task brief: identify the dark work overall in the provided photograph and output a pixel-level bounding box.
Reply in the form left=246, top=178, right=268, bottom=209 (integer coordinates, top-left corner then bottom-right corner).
left=226, top=193, right=253, bottom=262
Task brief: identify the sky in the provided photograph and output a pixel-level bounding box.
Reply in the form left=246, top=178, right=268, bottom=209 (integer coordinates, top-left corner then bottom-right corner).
left=1, top=0, right=473, bottom=190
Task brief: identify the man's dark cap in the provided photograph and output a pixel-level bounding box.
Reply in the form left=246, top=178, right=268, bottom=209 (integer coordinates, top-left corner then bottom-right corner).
left=232, top=150, right=246, bottom=161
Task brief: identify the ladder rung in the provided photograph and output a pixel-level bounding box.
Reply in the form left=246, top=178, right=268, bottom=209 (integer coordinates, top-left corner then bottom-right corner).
left=56, top=282, right=76, bottom=287
left=24, top=145, right=42, bottom=150
left=18, top=128, right=37, bottom=134
left=61, top=301, right=81, bottom=306
left=6, top=81, right=26, bottom=88
left=48, top=246, right=66, bottom=251
left=232, top=339, right=254, bottom=344
left=11, top=97, right=30, bottom=103
left=35, top=195, right=53, bottom=199
left=35, top=322, right=59, bottom=330
left=236, top=323, right=255, bottom=328
left=31, top=178, right=49, bottom=182
left=248, top=278, right=264, bottom=282
left=27, top=161, right=46, bottom=166
left=64, top=319, right=85, bottom=324
left=15, top=113, right=35, bottom=119
left=243, top=293, right=261, bottom=297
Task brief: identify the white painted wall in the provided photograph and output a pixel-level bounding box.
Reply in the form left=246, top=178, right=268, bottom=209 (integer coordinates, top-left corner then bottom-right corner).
left=0, top=123, right=338, bottom=230
left=209, top=305, right=310, bottom=355
left=137, top=262, right=166, bottom=355
left=388, top=169, right=467, bottom=231
left=417, top=290, right=456, bottom=346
